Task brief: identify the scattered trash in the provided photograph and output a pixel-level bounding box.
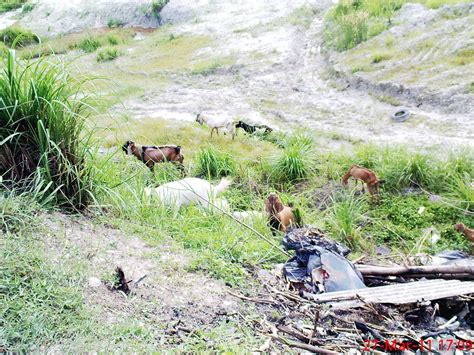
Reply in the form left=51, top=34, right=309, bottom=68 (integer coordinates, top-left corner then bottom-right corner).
left=391, top=108, right=410, bottom=122
left=229, top=227, right=474, bottom=353
left=282, top=228, right=364, bottom=295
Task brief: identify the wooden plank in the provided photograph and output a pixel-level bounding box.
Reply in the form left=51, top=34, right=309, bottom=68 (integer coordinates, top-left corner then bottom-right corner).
left=305, top=280, right=474, bottom=308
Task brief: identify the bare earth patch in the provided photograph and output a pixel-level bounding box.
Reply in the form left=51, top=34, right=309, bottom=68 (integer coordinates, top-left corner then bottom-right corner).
left=40, top=213, right=242, bottom=346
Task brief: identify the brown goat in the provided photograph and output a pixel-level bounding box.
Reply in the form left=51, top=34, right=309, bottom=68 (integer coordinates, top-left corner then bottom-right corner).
left=454, top=223, right=474, bottom=254
left=342, top=165, right=383, bottom=204
left=122, top=140, right=184, bottom=172
left=265, top=192, right=295, bottom=234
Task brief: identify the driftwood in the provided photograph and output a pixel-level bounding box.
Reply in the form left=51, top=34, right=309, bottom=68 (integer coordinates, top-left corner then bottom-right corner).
left=357, top=264, right=474, bottom=276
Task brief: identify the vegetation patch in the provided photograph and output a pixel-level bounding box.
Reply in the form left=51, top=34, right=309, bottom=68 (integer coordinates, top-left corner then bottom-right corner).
left=0, top=0, right=26, bottom=14
left=287, top=4, right=320, bottom=28
left=0, top=26, right=39, bottom=47
left=0, top=50, right=95, bottom=210
left=97, top=47, right=121, bottom=62
left=324, top=0, right=471, bottom=51
left=78, top=36, right=101, bottom=53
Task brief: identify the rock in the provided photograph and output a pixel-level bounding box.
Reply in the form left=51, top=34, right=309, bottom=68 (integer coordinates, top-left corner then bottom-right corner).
left=88, top=277, right=102, bottom=288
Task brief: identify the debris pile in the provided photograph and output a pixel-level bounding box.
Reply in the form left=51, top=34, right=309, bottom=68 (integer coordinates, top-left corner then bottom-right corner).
left=230, top=227, right=474, bottom=353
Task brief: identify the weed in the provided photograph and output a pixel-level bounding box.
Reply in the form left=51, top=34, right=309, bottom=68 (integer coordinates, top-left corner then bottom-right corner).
left=325, top=190, right=367, bottom=250
left=150, top=0, right=169, bottom=20
left=107, top=35, right=119, bottom=45
left=107, top=18, right=125, bottom=28
left=97, top=47, right=121, bottom=62
left=0, top=0, right=26, bottom=14
left=372, top=52, right=391, bottom=63
left=195, top=146, right=236, bottom=179
left=270, top=138, right=315, bottom=183
left=0, top=50, right=96, bottom=210
left=78, top=36, right=101, bottom=53
left=21, top=2, right=35, bottom=13
left=0, top=26, right=39, bottom=47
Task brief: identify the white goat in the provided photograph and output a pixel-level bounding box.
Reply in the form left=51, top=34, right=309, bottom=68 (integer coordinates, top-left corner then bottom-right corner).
left=145, top=177, right=232, bottom=212
left=196, top=113, right=236, bottom=140
left=232, top=211, right=265, bottom=223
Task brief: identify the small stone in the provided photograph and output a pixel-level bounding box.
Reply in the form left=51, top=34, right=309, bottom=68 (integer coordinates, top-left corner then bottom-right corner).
left=88, top=277, right=101, bottom=288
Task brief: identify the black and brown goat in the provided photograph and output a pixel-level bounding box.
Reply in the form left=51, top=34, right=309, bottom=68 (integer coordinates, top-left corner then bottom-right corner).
left=236, top=120, right=273, bottom=135
left=122, top=140, right=184, bottom=172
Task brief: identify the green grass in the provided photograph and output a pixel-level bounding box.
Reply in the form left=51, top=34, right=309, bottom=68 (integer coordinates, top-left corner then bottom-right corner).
left=324, top=0, right=471, bottom=51
left=269, top=133, right=316, bottom=183
left=107, top=18, right=125, bottom=28
left=0, top=0, right=26, bottom=14
left=78, top=36, right=101, bottom=53
left=0, top=50, right=96, bottom=210
left=97, top=47, right=121, bottom=62
left=0, top=26, right=39, bottom=47
left=195, top=146, right=236, bottom=179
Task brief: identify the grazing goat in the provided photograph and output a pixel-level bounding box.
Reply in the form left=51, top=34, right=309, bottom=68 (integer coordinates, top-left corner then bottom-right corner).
left=232, top=210, right=265, bottom=222
left=342, top=165, right=383, bottom=204
left=265, top=192, right=297, bottom=234
left=122, top=140, right=184, bottom=172
left=454, top=223, right=474, bottom=254
left=236, top=120, right=273, bottom=135
left=196, top=113, right=236, bottom=140
left=145, top=177, right=232, bottom=212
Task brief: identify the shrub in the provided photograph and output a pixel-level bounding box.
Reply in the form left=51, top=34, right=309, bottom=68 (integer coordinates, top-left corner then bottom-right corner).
left=150, top=0, right=169, bottom=20
left=196, top=146, right=236, bottom=179
left=0, top=0, right=26, bottom=14
left=107, top=35, right=119, bottom=45
left=107, top=18, right=125, bottom=28
left=0, top=50, right=96, bottom=210
left=325, top=0, right=405, bottom=51
left=325, top=191, right=366, bottom=250
left=78, top=36, right=101, bottom=53
left=270, top=134, right=315, bottom=183
left=21, top=2, right=35, bottom=13
left=97, top=47, right=120, bottom=62
left=0, top=26, right=39, bottom=47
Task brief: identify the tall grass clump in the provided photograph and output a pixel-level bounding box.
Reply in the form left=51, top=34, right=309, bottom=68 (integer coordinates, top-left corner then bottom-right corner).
left=0, top=26, right=39, bottom=48
left=325, top=191, right=367, bottom=250
left=324, top=0, right=404, bottom=51
left=196, top=146, right=236, bottom=179
left=447, top=174, right=474, bottom=211
left=78, top=36, right=101, bottom=53
left=0, top=0, right=26, bottom=14
left=270, top=133, right=315, bottom=183
left=97, top=47, right=121, bottom=62
left=0, top=50, right=95, bottom=210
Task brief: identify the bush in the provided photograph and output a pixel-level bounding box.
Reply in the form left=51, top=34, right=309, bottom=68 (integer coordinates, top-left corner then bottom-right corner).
left=0, top=50, right=96, bottom=210
left=325, top=191, right=367, bottom=250
left=270, top=133, right=315, bottom=183
left=107, top=18, right=125, bottom=28
left=0, top=0, right=26, bottom=14
left=97, top=47, right=120, bottom=62
left=21, top=2, right=35, bottom=13
left=324, top=0, right=404, bottom=51
left=0, top=26, right=39, bottom=48
left=107, top=35, right=119, bottom=45
left=196, top=146, right=236, bottom=179
left=151, top=0, right=168, bottom=14
left=78, top=36, right=101, bottom=53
